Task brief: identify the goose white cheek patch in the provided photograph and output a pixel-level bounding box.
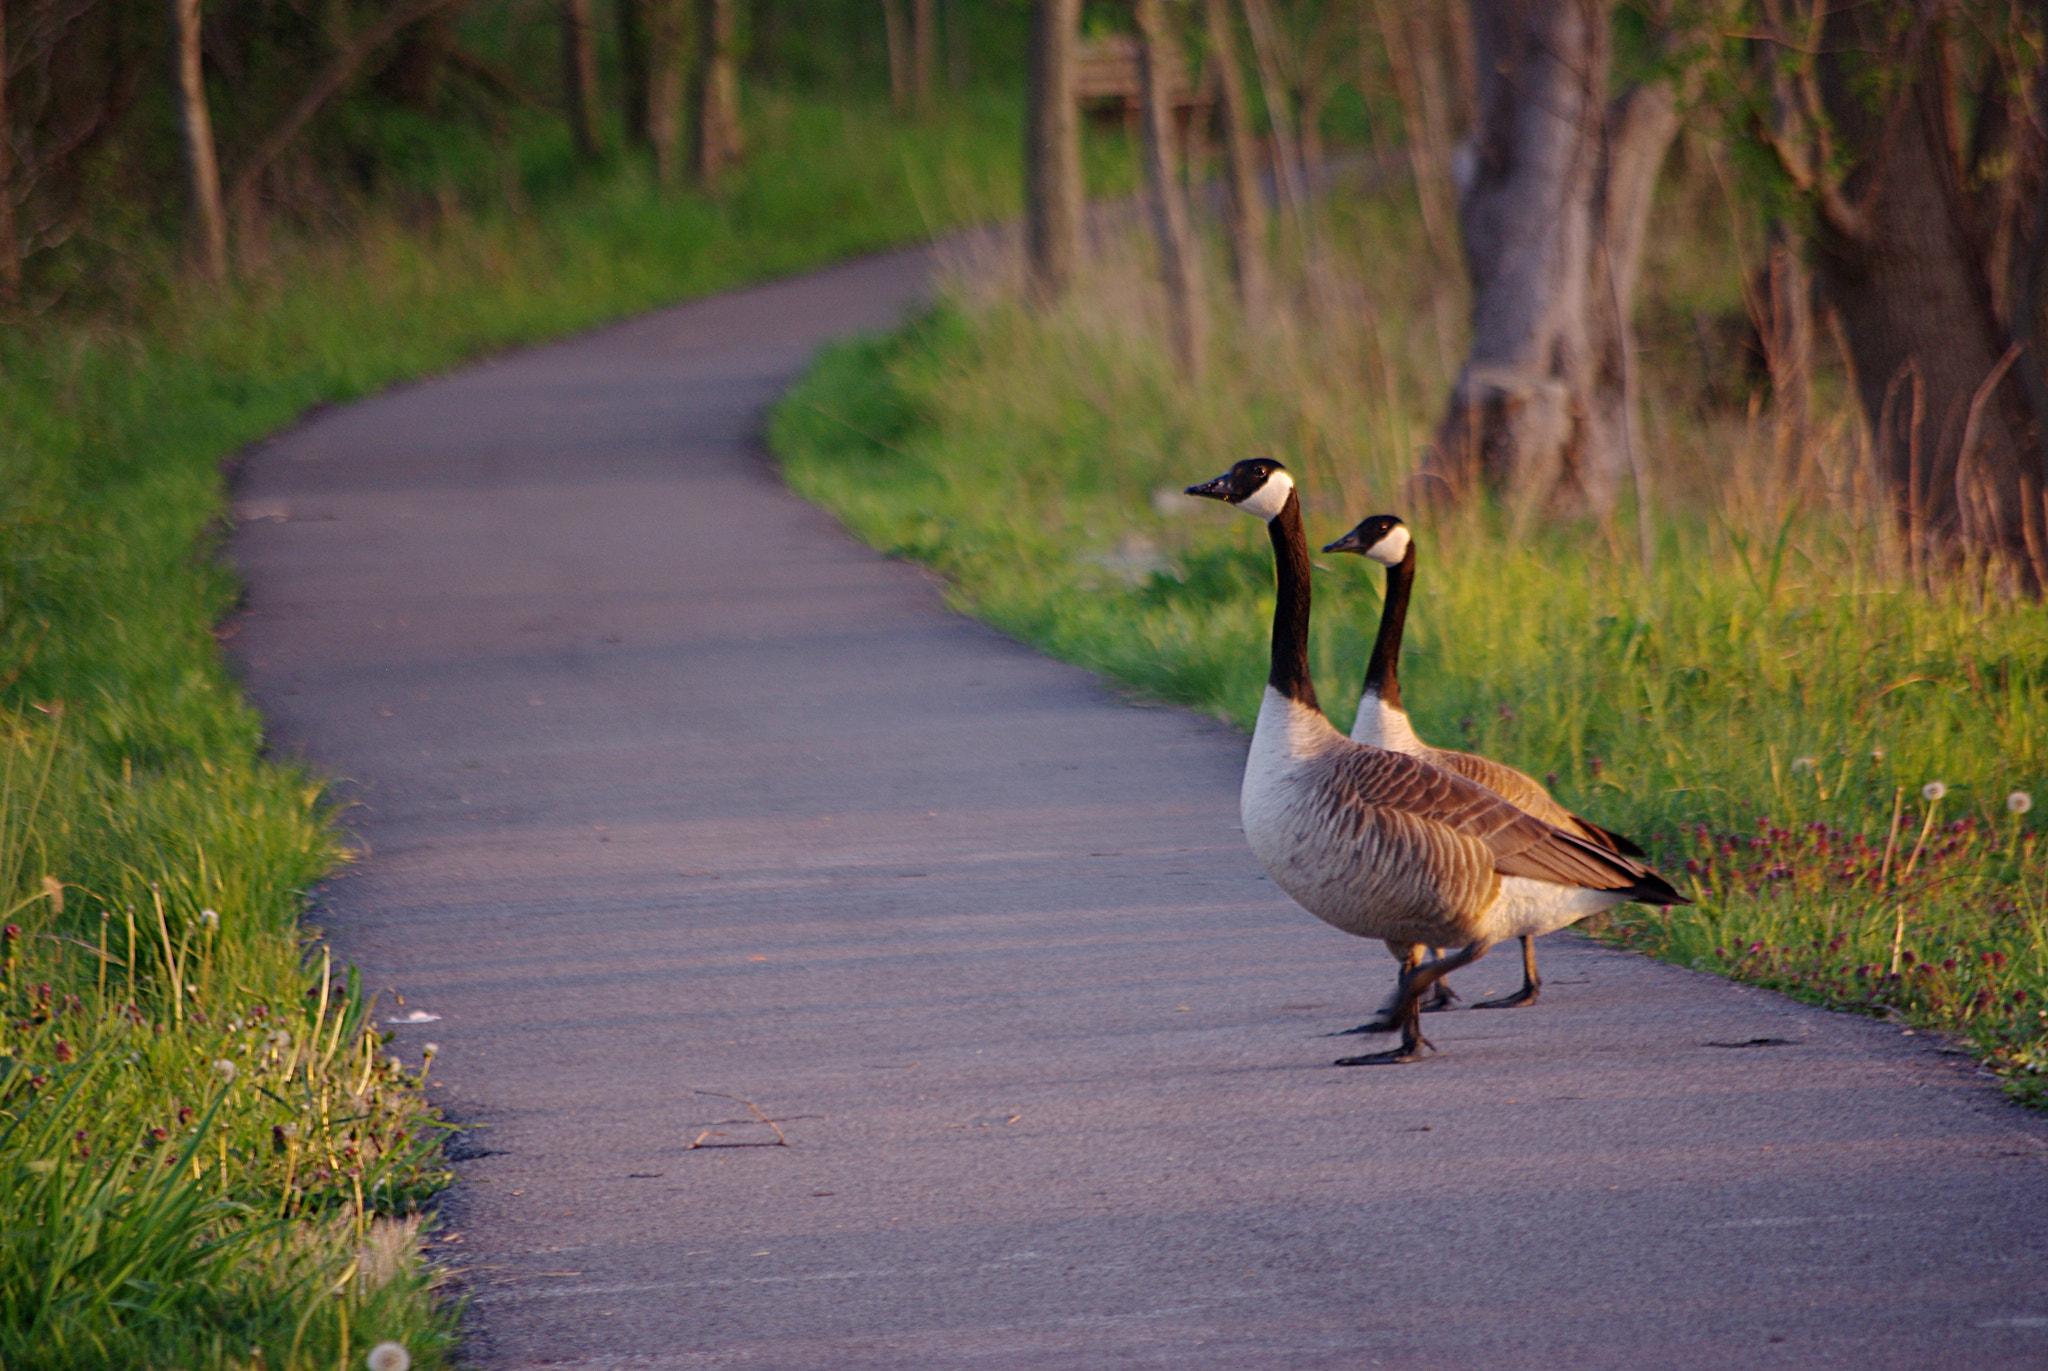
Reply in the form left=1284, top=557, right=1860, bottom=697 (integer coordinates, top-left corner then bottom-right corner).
left=1366, top=524, right=1411, bottom=566
left=1238, top=469, right=1295, bottom=523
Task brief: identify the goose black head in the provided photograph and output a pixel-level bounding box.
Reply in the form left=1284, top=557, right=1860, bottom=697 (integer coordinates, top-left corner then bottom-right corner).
left=1186, top=458, right=1294, bottom=522
left=1323, top=513, right=1411, bottom=567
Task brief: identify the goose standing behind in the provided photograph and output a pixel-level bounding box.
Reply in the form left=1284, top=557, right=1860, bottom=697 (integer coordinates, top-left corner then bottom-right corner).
left=1324, top=513, right=1644, bottom=1011
left=1185, top=459, right=1687, bottom=1063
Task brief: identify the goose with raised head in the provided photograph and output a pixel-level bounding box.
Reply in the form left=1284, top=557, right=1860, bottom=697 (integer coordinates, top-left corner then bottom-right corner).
left=1185, top=459, right=1688, bottom=1063
left=1323, top=512, right=1644, bottom=1011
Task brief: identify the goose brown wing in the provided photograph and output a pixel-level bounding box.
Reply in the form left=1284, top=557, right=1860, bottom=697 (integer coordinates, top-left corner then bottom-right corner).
left=1430, top=747, right=1646, bottom=857
left=1321, top=746, right=1676, bottom=899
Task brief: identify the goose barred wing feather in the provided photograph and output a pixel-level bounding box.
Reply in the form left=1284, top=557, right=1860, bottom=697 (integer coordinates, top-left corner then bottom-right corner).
left=1430, top=747, right=1647, bottom=858
left=1320, top=746, right=1681, bottom=902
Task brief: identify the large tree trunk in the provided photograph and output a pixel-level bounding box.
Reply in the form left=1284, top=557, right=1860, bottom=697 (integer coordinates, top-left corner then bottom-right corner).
left=1808, top=2, right=2047, bottom=590
left=691, top=0, right=741, bottom=189
left=1024, top=0, right=1082, bottom=303
left=1136, top=0, right=1205, bottom=376
left=172, top=0, right=226, bottom=281
left=1203, top=0, right=1266, bottom=318
left=560, top=0, right=602, bottom=160
left=1414, top=0, right=1677, bottom=523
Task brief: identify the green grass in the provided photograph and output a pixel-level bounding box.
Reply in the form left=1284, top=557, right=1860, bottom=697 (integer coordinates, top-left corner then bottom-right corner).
left=771, top=190, right=2048, bottom=1105
left=0, top=86, right=1049, bottom=1367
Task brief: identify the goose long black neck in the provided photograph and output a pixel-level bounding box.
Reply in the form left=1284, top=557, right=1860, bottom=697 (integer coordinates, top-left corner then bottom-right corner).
left=1266, top=492, right=1319, bottom=710
left=1362, top=542, right=1415, bottom=712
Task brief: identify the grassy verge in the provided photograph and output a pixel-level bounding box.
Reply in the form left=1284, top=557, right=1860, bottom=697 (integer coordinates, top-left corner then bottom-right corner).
left=771, top=198, right=2047, bottom=1105
left=1, top=88, right=1037, bottom=1367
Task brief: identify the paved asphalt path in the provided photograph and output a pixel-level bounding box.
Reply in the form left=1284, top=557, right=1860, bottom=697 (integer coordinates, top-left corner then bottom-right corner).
left=228, top=247, right=2048, bottom=1370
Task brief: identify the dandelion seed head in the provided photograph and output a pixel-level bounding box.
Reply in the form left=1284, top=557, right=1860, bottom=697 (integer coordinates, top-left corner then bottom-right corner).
left=212, top=1059, right=236, bottom=1082
left=366, top=1343, right=411, bottom=1371
left=422, top=1042, right=440, bottom=1057
left=1791, top=757, right=1816, bottom=774
left=1922, top=781, right=1947, bottom=802
left=199, top=908, right=219, bottom=930
left=2010, top=791, right=2034, bottom=815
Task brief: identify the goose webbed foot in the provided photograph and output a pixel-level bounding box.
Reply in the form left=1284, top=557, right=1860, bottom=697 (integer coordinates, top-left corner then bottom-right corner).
left=1469, top=937, right=1540, bottom=1010
left=1335, top=1012, right=1433, bottom=1065
left=1421, top=979, right=1460, bottom=1013
left=1334, top=1030, right=1434, bottom=1066
left=1334, top=990, right=1434, bottom=1064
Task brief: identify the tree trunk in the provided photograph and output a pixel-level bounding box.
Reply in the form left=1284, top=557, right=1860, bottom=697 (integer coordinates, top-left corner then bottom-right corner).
left=883, top=0, right=909, bottom=112
left=1203, top=0, right=1266, bottom=317
left=0, top=0, right=17, bottom=305
left=692, top=0, right=741, bottom=189
left=644, top=0, right=689, bottom=188
left=619, top=0, right=650, bottom=147
left=1136, top=0, right=1205, bottom=376
left=913, top=0, right=936, bottom=113
left=945, top=0, right=970, bottom=90
left=1414, top=0, right=1677, bottom=524
left=1809, top=2, right=2046, bottom=590
left=1024, top=0, right=1082, bottom=303
left=560, top=0, right=602, bottom=160
left=1372, top=0, right=1457, bottom=257
left=1240, top=0, right=1312, bottom=262
left=379, top=3, right=464, bottom=108
left=172, top=0, right=226, bottom=281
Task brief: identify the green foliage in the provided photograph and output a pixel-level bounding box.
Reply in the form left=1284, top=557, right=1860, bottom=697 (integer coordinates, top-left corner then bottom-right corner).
left=0, top=710, right=453, bottom=1369
left=773, top=199, right=2047, bottom=1102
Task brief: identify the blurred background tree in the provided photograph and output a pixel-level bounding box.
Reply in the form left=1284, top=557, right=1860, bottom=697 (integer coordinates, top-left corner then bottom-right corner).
left=0, top=0, right=1034, bottom=311
left=5, top=0, right=2044, bottom=592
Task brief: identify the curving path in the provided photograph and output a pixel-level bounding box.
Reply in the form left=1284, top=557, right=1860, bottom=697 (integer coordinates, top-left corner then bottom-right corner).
left=229, top=246, right=2048, bottom=1369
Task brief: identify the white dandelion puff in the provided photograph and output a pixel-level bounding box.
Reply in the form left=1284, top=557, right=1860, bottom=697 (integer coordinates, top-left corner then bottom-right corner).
left=422, top=1042, right=440, bottom=1058
left=212, top=1059, right=236, bottom=1082
left=2010, top=791, right=2034, bottom=815
left=199, top=909, right=219, bottom=931
left=366, top=1343, right=411, bottom=1371
left=1791, top=757, right=1817, bottom=775
left=1922, top=781, right=1947, bottom=802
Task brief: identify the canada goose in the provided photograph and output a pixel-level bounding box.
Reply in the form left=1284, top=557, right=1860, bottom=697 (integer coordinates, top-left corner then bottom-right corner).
left=1185, top=459, right=1687, bottom=1063
left=1323, top=512, right=1644, bottom=1011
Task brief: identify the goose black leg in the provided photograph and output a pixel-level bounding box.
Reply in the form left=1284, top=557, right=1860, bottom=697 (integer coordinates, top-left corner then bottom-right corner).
left=1422, top=948, right=1462, bottom=1012
left=1335, top=942, right=1488, bottom=1065
left=1469, top=936, right=1541, bottom=1010
left=1330, top=941, right=1427, bottom=1036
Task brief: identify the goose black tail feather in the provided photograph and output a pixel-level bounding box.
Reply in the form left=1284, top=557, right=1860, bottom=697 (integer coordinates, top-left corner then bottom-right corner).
left=1577, top=817, right=1645, bottom=859
left=1623, top=867, right=1689, bottom=907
